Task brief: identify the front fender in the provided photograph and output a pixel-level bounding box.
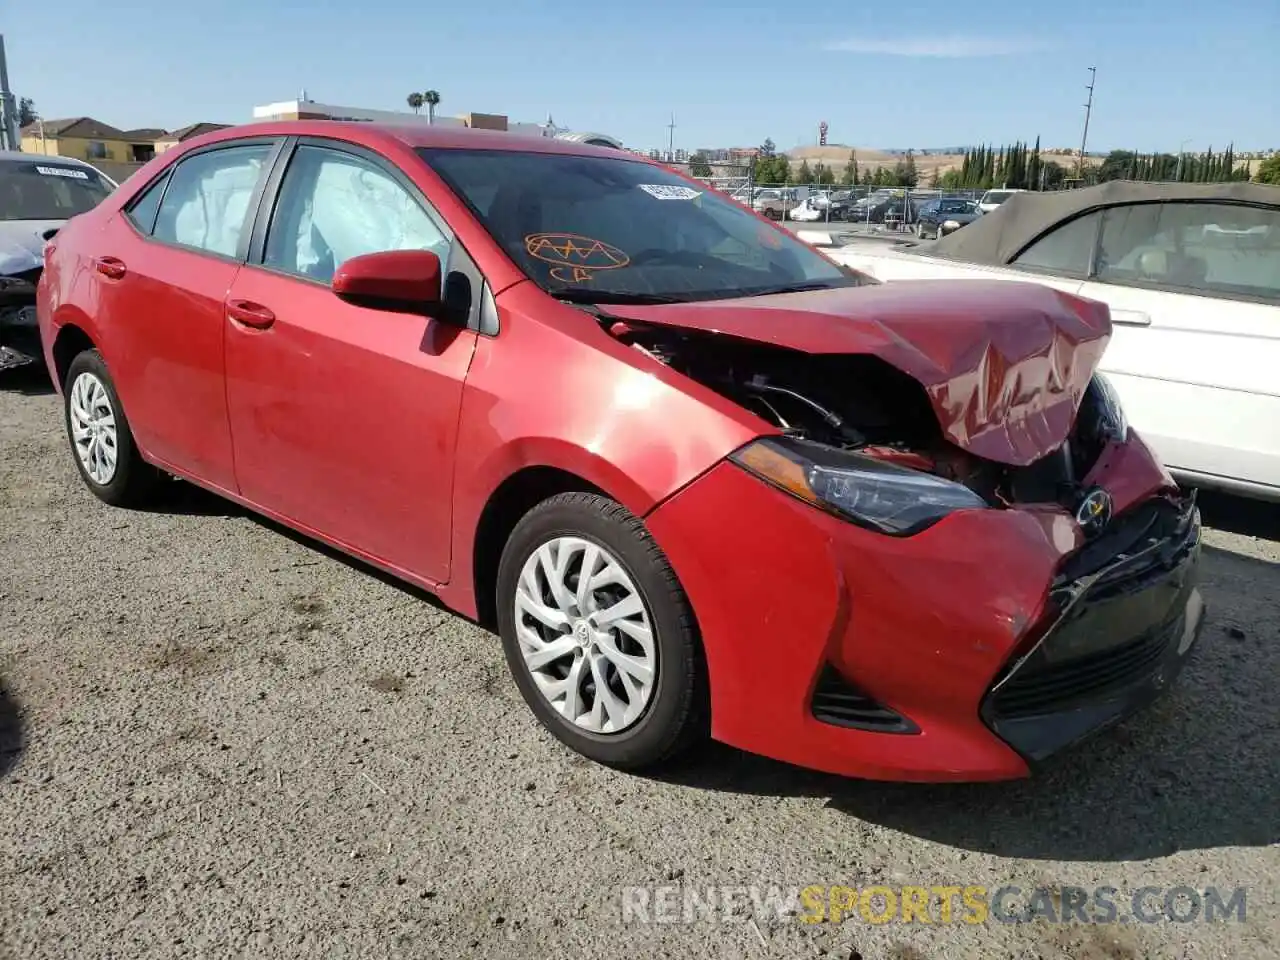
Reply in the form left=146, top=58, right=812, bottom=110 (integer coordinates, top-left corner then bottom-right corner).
left=437, top=291, right=763, bottom=617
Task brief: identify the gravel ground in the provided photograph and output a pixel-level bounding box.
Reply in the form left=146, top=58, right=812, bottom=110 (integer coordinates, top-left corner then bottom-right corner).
left=2, top=364, right=1277, bottom=960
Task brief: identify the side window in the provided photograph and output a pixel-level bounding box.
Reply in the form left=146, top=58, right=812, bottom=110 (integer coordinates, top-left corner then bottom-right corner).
left=1097, top=202, right=1279, bottom=300
left=1011, top=211, right=1101, bottom=276
left=125, top=173, right=169, bottom=235
left=153, top=144, right=274, bottom=257
left=264, top=145, right=449, bottom=284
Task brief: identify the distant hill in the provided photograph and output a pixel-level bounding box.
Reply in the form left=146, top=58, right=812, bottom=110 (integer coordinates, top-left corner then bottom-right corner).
left=784, top=144, right=1106, bottom=179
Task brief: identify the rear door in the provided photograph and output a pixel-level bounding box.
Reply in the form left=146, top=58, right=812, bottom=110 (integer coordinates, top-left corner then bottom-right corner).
left=91, top=139, right=281, bottom=490
left=1077, top=201, right=1280, bottom=495
left=223, top=138, right=480, bottom=583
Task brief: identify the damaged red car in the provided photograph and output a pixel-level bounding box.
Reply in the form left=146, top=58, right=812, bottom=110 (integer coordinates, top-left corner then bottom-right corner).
left=37, top=122, right=1206, bottom=781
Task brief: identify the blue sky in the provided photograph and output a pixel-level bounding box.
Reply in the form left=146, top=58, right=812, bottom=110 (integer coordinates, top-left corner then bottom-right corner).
left=7, top=0, right=1278, bottom=153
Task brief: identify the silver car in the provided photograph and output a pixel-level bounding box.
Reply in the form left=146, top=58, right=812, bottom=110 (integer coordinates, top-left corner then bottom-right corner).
left=751, top=188, right=801, bottom=220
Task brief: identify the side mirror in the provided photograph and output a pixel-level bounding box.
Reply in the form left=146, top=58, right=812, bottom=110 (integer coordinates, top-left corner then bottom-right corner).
left=331, top=249, right=445, bottom=316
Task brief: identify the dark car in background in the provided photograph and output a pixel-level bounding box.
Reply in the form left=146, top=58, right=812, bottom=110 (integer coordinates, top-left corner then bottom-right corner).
left=0, top=152, right=116, bottom=373
left=915, top=197, right=981, bottom=239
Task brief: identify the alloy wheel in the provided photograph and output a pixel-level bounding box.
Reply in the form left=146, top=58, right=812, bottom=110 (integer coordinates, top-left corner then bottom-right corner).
left=513, top=536, right=657, bottom=734
left=69, top=372, right=118, bottom=485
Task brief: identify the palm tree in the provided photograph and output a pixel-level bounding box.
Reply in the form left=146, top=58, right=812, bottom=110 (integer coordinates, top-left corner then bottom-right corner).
left=422, top=90, right=441, bottom=125
left=406, top=92, right=424, bottom=115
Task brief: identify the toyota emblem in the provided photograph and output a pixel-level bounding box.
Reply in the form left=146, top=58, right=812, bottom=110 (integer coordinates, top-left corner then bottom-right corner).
left=1075, top=487, right=1113, bottom=535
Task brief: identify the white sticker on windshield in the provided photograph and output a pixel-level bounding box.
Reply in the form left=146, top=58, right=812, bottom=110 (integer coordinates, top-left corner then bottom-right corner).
left=36, top=165, right=89, bottom=180
left=638, top=184, right=701, bottom=200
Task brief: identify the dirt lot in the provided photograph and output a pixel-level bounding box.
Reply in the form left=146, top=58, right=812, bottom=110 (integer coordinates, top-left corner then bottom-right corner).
left=2, top=365, right=1278, bottom=959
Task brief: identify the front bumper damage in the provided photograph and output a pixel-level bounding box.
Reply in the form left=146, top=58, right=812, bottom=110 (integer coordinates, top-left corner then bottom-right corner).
left=645, top=432, right=1202, bottom=782
left=982, top=491, right=1204, bottom=763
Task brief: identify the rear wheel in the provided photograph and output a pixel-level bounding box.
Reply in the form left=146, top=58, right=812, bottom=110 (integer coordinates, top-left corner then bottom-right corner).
left=63, top=350, right=161, bottom=507
left=496, top=492, right=707, bottom=770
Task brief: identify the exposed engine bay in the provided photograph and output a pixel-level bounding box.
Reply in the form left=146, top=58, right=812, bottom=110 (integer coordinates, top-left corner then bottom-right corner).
left=0, top=266, right=42, bottom=373
left=608, top=319, right=1117, bottom=510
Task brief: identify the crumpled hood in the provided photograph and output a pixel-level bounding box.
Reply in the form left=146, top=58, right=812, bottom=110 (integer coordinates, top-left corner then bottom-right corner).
left=606, top=279, right=1112, bottom=466
left=0, top=220, right=62, bottom=276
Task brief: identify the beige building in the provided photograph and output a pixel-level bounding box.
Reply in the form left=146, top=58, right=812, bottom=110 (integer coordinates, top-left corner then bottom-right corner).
left=19, top=117, right=164, bottom=164
left=153, top=122, right=232, bottom=154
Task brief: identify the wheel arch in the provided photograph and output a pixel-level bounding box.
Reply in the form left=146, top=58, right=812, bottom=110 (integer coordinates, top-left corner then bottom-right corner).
left=50, top=320, right=98, bottom=392
left=469, top=464, right=609, bottom=631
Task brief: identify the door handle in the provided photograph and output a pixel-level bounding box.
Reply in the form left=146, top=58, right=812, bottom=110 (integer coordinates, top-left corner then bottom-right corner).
left=1111, top=309, right=1152, bottom=327
left=226, top=298, right=276, bottom=330
left=94, top=256, right=127, bottom=280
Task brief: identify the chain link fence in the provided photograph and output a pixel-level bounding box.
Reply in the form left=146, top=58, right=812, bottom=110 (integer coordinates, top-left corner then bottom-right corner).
left=664, top=160, right=989, bottom=234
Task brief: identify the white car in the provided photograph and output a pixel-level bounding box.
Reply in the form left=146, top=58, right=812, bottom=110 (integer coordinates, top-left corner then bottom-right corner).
left=820, top=181, right=1280, bottom=502
left=789, top=197, right=825, bottom=222
left=977, top=188, right=1026, bottom=213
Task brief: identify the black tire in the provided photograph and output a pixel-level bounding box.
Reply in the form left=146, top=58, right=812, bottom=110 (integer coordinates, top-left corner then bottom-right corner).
left=495, top=492, right=708, bottom=770
left=63, top=349, right=162, bottom=507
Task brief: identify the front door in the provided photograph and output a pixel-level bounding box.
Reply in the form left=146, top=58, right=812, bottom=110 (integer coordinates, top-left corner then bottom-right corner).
left=223, top=141, right=477, bottom=583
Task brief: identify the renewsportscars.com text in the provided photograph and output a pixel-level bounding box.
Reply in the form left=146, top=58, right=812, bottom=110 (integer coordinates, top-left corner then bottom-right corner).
left=620, top=884, right=1248, bottom=926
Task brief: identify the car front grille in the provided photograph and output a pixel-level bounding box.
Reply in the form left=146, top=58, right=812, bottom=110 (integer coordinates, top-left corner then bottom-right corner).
left=986, top=493, right=1200, bottom=721
left=989, top=615, right=1180, bottom=718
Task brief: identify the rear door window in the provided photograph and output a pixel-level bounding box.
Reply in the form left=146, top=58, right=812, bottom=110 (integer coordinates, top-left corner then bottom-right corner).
left=152, top=144, right=275, bottom=257
left=1096, top=202, right=1280, bottom=301
left=1011, top=211, right=1101, bottom=276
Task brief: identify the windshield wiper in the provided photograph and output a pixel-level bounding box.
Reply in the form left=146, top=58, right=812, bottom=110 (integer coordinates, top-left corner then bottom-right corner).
left=556, top=290, right=692, bottom=306
left=740, top=281, right=841, bottom=297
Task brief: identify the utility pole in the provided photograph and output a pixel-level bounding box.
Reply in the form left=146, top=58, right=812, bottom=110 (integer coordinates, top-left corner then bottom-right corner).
left=666, top=113, right=676, bottom=162
left=0, top=35, right=19, bottom=152
left=1077, top=66, right=1096, bottom=178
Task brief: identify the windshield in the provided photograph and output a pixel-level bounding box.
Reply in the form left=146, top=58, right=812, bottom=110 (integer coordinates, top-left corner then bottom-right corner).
left=983, top=191, right=1015, bottom=205
left=419, top=149, right=862, bottom=303
left=940, top=199, right=974, bottom=214
left=0, top=162, right=114, bottom=221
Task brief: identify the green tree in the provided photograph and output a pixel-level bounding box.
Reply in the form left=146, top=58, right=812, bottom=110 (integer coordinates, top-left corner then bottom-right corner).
left=841, top=150, right=859, bottom=186
left=796, top=160, right=814, bottom=184
left=406, top=92, right=424, bottom=115
left=689, top=151, right=712, bottom=178
left=817, top=163, right=836, bottom=185
left=18, top=97, right=37, bottom=127
left=1255, top=154, right=1280, bottom=185
left=1097, top=150, right=1138, bottom=182
left=759, top=138, right=776, bottom=157
left=1047, top=161, right=1068, bottom=188
left=423, top=90, right=441, bottom=125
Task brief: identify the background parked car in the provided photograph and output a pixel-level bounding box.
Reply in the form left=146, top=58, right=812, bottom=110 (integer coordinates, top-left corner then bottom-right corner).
left=751, top=187, right=803, bottom=220
left=822, top=181, right=1280, bottom=502
left=0, top=152, right=116, bottom=374
left=978, top=188, right=1026, bottom=213
left=915, top=197, right=982, bottom=239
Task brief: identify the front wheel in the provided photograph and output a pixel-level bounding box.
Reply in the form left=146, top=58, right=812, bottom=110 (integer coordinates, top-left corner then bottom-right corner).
left=63, top=349, right=161, bottom=507
left=495, top=492, right=707, bottom=770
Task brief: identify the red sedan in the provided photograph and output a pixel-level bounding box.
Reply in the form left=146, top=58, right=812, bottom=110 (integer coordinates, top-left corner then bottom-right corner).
left=36, top=121, right=1206, bottom=781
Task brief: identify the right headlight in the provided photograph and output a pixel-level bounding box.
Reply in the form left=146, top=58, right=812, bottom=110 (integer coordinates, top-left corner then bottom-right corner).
left=730, top=437, right=988, bottom=536
left=1088, top=374, right=1129, bottom=443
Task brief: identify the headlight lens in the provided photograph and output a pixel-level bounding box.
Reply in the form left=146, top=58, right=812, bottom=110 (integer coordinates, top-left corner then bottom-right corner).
left=730, top=437, right=988, bottom=536
left=1089, top=374, right=1129, bottom=442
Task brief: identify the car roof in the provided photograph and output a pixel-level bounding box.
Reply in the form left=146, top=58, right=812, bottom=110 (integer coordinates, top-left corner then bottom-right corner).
left=935, top=180, right=1280, bottom=265
left=182, top=120, right=639, bottom=161
left=0, top=150, right=98, bottom=169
